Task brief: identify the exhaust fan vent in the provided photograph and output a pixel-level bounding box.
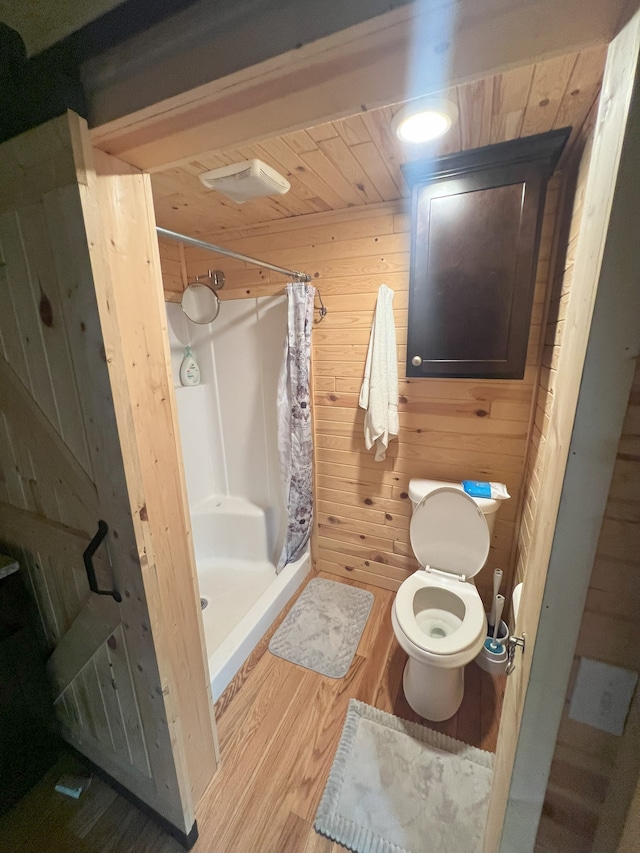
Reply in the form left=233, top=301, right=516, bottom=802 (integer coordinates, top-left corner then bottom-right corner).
left=199, top=159, right=291, bottom=203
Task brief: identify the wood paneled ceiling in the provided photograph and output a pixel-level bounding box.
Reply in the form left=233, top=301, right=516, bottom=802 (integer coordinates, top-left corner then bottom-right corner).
left=150, top=45, right=606, bottom=239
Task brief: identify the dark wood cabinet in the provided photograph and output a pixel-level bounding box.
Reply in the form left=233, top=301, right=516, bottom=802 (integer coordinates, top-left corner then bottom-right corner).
left=403, top=128, right=570, bottom=379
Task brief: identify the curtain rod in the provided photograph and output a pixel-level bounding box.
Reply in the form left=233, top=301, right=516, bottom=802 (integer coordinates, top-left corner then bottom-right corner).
left=156, top=226, right=312, bottom=283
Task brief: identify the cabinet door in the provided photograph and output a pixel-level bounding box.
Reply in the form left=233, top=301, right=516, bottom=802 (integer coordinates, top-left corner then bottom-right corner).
left=406, top=164, right=544, bottom=379
left=0, top=113, right=216, bottom=841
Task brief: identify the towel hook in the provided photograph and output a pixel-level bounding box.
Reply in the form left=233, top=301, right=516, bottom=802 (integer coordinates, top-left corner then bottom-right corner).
left=315, top=290, right=328, bottom=323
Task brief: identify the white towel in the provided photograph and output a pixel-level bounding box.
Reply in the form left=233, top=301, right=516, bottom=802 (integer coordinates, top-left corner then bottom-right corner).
left=359, top=284, right=399, bottom=461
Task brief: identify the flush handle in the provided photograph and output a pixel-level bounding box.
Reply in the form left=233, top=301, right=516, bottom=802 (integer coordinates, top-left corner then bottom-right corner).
left=411, top=355, right=422, bottom=367
left=506, top=634, right=526, bottom=675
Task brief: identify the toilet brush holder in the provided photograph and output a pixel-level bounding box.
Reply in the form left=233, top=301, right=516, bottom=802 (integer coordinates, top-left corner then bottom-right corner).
left=475, top=616, right=509, bottom=674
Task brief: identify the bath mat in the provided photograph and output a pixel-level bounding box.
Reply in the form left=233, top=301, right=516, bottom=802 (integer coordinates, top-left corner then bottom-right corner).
left=315, top=699, right=494, bottom=853
left=268, top=578, right=373, bottom=678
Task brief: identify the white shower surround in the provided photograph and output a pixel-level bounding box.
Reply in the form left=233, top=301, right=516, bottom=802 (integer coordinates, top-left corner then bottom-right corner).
left=166, top=296, right=310, bottom=701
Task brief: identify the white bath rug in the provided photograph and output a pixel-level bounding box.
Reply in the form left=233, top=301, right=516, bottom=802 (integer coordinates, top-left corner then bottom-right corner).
left=268, top=578, right=373, bottom=678
left=315, top=699, right=494, bottom=853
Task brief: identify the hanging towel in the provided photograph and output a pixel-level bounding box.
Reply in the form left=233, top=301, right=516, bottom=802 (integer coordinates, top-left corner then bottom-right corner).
left=359, top=284, right=399, bottom=461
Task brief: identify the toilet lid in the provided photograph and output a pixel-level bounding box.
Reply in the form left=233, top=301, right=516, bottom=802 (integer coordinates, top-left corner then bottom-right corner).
left=410, top=487, right=490, bottom=578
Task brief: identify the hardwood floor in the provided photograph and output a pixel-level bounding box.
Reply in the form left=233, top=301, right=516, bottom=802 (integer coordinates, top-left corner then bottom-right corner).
left=0, top=750, right=182, bottom=853
left=0, top=573, right=504, bottom=853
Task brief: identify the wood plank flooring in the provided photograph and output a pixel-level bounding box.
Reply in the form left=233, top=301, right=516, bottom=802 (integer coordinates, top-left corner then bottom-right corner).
left=0, top=573, right=504, bottom=853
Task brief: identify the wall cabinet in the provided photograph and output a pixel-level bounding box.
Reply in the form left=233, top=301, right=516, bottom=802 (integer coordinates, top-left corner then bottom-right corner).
left=403, top=129, right=569, bottom=379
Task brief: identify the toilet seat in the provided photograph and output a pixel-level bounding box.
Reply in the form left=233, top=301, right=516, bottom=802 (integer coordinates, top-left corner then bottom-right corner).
left=410, top=487, right=490, bottom=579
left=394, top=571, right=485, bottom=657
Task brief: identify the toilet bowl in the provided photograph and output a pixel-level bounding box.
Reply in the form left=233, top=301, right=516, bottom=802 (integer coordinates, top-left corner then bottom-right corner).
left=391, top=479, right=503, bottom=721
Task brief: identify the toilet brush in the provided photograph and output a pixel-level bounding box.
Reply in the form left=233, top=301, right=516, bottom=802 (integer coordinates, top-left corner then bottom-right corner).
left=488, top=568, right=503, bottom=630
left=486, top=595, right=505, bottom=652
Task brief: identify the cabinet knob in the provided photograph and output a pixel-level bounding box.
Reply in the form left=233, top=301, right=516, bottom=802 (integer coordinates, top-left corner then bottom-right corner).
left=411, top=355, right=422, bottom=367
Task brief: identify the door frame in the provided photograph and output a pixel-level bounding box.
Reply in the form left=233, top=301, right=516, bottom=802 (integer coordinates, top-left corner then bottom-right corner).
left=83, top=2, right=640, bottom=847
left=486, top=12, right=640, bottom=851
left=87, top=141, right=221, bottom=810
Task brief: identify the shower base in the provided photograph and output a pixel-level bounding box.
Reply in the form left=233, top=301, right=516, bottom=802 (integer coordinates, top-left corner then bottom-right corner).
left=197, top=549, right=310, bottom=702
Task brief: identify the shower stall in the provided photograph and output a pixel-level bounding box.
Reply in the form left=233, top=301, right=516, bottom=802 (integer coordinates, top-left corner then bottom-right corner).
left=166, top=293, right=311, bottom=700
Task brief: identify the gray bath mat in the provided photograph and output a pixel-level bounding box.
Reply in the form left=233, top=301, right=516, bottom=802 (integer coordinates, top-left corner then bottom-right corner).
left=268, top=578, right=373, bottom=678
left=315, top=699, right=494, bottom=853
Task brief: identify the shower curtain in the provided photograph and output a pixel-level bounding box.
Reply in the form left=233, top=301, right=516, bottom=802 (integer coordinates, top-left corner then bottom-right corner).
left=277, top=282, right=315, bottom=572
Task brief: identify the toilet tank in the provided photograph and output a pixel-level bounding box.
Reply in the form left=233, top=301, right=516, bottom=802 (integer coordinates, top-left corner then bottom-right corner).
left=408, top=478, right=503, bottom=536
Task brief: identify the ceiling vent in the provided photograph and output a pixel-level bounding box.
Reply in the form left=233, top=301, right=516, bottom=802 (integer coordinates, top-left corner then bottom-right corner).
left=198, top=159, right=291, bottom=203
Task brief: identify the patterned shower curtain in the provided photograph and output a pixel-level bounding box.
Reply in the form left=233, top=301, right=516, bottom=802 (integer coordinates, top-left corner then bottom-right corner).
left=277, top=282, right=315, bottom=572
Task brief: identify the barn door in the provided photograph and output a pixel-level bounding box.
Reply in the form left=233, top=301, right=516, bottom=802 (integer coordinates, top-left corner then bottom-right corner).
left=0, top=112, right=216, bottom=839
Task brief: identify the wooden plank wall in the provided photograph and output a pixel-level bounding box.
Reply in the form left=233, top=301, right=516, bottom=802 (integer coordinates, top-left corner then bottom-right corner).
left=164, top=185, right=562, bottom=605
left=158, top=236, right=186, bottom=299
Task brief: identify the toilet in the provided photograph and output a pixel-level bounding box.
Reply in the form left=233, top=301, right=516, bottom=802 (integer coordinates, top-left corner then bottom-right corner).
left=391, top=478, right=503, bottom=721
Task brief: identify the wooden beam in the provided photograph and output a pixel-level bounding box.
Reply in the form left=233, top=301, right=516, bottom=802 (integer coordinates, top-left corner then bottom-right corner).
left=91, top=145, right=220, bottom=803
left=0, top=500, right=89, bottom=564
left=84, top=0, right=414, bottom=128
left=89, top=0, right=625, bottom=172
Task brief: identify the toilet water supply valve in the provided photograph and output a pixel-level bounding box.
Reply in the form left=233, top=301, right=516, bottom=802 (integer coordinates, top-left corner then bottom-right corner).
left=506, top=635, right=526, bottom=675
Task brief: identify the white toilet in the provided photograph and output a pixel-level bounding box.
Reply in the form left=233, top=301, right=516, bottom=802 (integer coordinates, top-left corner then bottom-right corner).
left=391, top=478, right=502, bottom=721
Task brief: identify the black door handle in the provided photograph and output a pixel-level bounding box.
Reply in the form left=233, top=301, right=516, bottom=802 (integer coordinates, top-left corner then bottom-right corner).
left=83, top=520, right=122, bottom=602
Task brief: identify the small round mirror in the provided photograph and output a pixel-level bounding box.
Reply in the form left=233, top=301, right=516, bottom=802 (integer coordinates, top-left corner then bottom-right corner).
left=181, top=282, right=220, bottom=324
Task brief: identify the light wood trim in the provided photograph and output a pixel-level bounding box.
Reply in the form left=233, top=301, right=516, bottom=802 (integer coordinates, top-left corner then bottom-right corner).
left=485, top=11, right=640, bottom=851
left=88, top=1, right=622, bottom=172
left=47, top=596, right=121, bottom=699
left=504, top=172, right=567, bottom=606
left=90, top=144, right=220, bottom=804
left=0, top=501, right=89, bottom=564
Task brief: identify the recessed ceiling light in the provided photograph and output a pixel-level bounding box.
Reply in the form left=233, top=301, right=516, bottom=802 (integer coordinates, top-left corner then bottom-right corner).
left=392, top=99, right=458, bottom=143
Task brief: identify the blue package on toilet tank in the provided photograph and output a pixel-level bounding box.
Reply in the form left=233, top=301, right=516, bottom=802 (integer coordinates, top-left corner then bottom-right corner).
left=462, top=480, right=492, bottom=498
left=462, top=480, right=511, bottom=500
